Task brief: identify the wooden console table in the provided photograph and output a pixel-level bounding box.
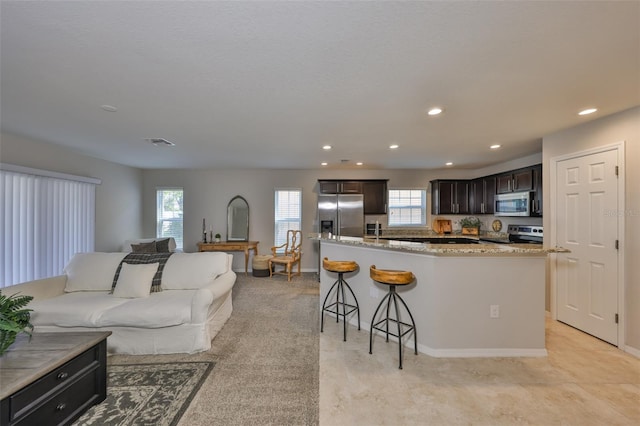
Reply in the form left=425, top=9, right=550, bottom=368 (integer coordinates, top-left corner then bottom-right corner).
left=197, top=241, right=259, bottom=275
left=0, top=331, right=111, bottom=426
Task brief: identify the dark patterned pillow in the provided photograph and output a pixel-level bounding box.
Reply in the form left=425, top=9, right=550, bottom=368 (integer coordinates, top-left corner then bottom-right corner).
left=155, top=238, right=171, bottom=253
left=131, top=241, right=157, bottom=253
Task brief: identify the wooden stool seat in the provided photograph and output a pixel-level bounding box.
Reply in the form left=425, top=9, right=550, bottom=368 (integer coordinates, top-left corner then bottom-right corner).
left=323, top=258, right=358, bottom=273
left=369, top=265, right=417, bottom=369
left=370, top=265, right=415, bottom=285
left=321, top=257, right=360, bottom=341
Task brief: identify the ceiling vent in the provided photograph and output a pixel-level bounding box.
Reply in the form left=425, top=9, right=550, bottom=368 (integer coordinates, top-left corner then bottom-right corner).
left=145, top=138, right=175, bottom=147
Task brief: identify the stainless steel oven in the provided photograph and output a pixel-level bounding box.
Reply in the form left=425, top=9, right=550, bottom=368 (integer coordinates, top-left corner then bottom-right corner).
left=495, top=192, right=532, bottom=216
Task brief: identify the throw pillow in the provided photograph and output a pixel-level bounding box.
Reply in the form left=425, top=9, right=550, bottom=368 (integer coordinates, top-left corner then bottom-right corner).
left=112, top=262, right=159, bottom=298
left=131, top=241, right=157, bottom=253
left=155, top=238, right=171, bottom=253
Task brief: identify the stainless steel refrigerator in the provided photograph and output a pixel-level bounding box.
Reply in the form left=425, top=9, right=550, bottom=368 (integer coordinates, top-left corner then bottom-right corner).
left=318, top=194, right=364, bottom=238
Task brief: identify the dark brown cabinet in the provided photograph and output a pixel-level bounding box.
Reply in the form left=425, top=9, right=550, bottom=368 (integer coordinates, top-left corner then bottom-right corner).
left=318, top=180, right=362, bottom=194
left=318, top=179, right=388, bottom=215
left=431, top=180, right=469, bottom=215
left=531, top=164, right=543, bottom=216
left=496, top=168, right=534, bottom=194
left=470, top=176, right=496, bottom=214
left=362, top=180, right=388, bottom=214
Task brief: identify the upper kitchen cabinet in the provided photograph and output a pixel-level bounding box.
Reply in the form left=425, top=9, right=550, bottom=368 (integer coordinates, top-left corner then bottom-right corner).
left=318, top=180, right=363, bottom=194
left=496, top=167, right=535, bottom=194
left=531, top=164, right=543, bottom=216
left=431, top=180, right=469, bottom=215
left=470, top=176, right=496, bottom=214
left=362, top=180, right=388, bottom=214
left=318, top=179, right=388, bottom=215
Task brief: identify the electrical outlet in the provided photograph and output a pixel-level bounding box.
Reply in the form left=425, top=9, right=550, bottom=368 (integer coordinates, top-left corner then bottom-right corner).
left=490, top=304, right=500, bottom=318
left=369, top=287, right=379, bottom=299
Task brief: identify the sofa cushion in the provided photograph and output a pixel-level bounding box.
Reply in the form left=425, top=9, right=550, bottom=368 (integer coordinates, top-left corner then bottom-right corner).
left=64, top=252, right=128, bottom=292
left=112, top=263, right=158, bottom=298
left=162, top=252, right=229, bottom=290
left=30, top=292, right=127, bottom=327
left=98, top=290, right=199, bottom=328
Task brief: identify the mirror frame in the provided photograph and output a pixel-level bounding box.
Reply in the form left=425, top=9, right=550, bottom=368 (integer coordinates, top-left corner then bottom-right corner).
left=227, top=195, right=250, bottom=241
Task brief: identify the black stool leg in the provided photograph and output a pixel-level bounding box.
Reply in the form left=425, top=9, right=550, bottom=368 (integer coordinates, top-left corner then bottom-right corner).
left=369, top=290, right=392, bottom=354
left=342, top=279, right=361, bottom=331
left=321, top=272, right=360, bottom=341
left=339, top=275, right=347, bottom=341
left=391, top=291, right=403, bottom=369
left=320, top=277, right=340, bottom=333
left=395, top=291, right=418, bottom=356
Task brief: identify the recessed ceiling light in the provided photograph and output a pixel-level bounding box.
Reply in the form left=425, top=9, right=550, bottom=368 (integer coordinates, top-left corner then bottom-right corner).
left=100, top=104, right=117, bottom=112
left=389, top=144, right=399, bottom=149
left=445, top=162, right=453, bottom=166
left=322, top=145, right=332, bottom=150
left=578, top=108, right=597, bottom=116
left=356, top=162, right=363, bottom=166
left=321, top=162, right=328, bottom=166
left=428, top=107, right=443, bottom=116
left=490, top=144, right=501, bottom=149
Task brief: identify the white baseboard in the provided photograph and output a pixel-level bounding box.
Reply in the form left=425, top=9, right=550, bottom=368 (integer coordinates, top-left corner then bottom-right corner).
left=321, top=314, right=548, bottom=358
left=624, top=344, right=640, bottom=358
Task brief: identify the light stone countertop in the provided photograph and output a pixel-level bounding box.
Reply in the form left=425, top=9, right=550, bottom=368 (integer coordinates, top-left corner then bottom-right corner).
left=309, top=234, right=570, bottom=256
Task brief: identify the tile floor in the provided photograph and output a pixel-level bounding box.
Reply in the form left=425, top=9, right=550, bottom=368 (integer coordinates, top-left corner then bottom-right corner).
left=320, top=318, right=639, bottom=425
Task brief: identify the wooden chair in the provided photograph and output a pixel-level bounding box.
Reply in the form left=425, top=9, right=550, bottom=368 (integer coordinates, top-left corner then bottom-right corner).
left=269, top=230, right=302, bottom=281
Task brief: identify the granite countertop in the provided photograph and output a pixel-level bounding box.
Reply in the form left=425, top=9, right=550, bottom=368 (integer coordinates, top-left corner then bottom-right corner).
left=309, top=234, right=570, bottom=256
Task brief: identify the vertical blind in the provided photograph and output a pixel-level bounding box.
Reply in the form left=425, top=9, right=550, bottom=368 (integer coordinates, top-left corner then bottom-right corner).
left=274, top=189, right=302, bottom=247
left=1, top=169, right=97, bottom=288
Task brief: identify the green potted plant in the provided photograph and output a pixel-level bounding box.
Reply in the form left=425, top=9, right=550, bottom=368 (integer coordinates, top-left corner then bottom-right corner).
left=460, top=216, right=482, bottom=236
left=214, top=233, right=222, bottom=243
left=0, top=291, right=34, bottom=356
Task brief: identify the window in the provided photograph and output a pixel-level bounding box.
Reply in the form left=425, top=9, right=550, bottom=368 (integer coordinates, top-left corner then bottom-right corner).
left=156, top=188, right=183, bottom=250
left=274, top=189, right=301, bottom=247
left=388, top=189, right=426, bottom=226
left=1, top=165, right=99, bottom=288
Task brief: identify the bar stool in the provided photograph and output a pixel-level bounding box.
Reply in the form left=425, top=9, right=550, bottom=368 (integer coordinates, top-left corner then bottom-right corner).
left=369, top=265, right=417, bottom=369
left=320, top=257, right=360, bottom=341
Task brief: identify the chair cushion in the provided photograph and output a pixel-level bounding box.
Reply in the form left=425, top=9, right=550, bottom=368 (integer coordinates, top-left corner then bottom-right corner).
left=30, top=292, right=128, bottom=327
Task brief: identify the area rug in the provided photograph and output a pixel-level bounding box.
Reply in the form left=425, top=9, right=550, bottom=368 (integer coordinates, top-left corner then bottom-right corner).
left=74, top=362, right=214, bottom=426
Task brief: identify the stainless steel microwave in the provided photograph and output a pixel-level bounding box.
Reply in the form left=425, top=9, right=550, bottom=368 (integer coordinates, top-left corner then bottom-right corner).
left=495, top=192, right=532, bottom=216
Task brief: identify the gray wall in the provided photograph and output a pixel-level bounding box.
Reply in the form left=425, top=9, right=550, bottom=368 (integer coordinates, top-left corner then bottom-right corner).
left=0, top=131, right=143, bottom=252
left=543, top=106, right=640, bottom=353
left=141, top=155, right=542, bottom=272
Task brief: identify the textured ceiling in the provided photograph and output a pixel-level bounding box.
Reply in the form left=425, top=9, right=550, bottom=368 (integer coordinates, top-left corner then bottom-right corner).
left=1, top=1, right=638, bottom=170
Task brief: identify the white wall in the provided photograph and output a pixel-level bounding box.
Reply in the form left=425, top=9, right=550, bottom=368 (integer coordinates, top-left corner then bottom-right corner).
left=542, top=106, right=640, bottom=352
left=0, top=132, right=143, bottom=252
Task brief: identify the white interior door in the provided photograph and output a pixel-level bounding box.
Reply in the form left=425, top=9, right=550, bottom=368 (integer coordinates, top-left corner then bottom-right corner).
left=555, top=148, right=619, bottom=344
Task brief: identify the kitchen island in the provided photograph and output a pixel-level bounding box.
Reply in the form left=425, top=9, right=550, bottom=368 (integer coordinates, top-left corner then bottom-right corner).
left=316, top=235, right=566, bottom=357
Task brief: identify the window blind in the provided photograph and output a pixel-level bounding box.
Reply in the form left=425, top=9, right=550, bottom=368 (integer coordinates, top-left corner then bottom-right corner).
left=156, top=188, right=184, bottom=250
left=274, top=189, right=302, bottom=247
left=388, top=189, right=426, bottom=226
left=1, top=169, right=97, bottom=288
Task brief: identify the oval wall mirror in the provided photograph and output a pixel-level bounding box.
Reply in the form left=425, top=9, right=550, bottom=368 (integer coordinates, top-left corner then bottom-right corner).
left=227, top=195, right=249, bottom=241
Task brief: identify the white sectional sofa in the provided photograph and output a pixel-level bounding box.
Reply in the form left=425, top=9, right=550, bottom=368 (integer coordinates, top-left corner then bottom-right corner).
left=4, top=251, right=236, bottom=355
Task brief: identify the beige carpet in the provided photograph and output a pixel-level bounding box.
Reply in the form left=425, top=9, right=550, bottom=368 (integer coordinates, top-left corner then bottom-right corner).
left=107, top=272, right=320, bottom=426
